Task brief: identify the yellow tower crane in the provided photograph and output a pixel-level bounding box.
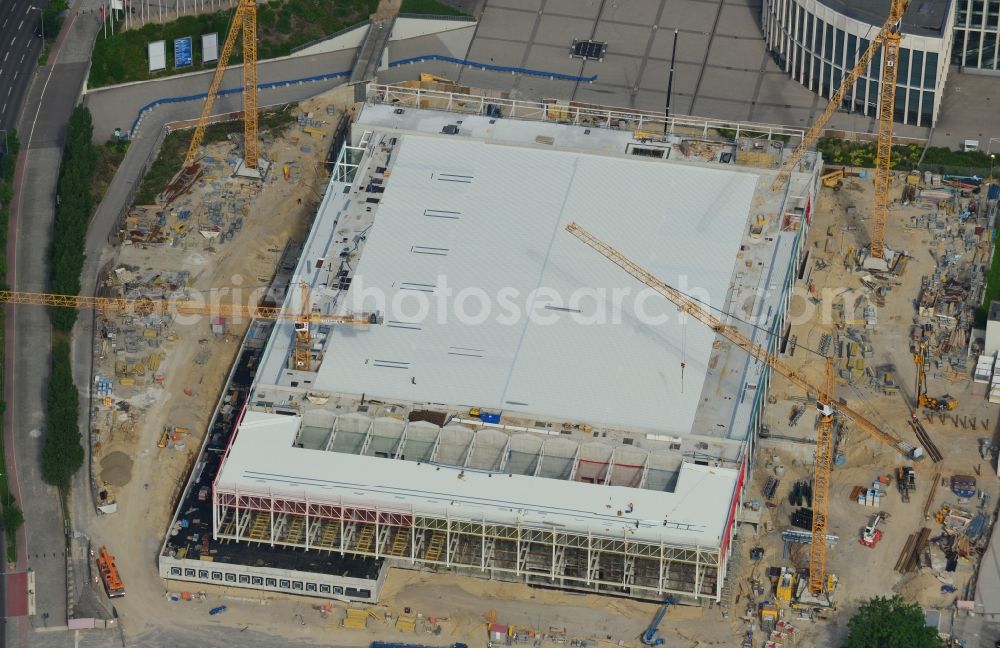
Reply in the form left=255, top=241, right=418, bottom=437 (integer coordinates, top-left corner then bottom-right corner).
left=771, top=0, right=911, bottom=261
left=565, top=221, right=922, bottom=596
left=0, top=288, right=375, bottom=329
left=183, top=0, right=259, bottom=170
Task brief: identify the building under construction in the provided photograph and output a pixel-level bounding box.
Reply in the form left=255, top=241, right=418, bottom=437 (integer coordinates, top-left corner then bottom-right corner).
left=159, top=84, right=824, bottom=603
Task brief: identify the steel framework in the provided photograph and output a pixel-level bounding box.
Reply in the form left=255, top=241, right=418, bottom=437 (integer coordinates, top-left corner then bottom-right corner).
left=366, top=83, right=805, bottom=143
left=212, top=488, right=722, bottom=601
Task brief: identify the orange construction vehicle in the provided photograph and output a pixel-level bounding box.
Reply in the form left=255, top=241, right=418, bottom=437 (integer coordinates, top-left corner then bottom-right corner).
left=96, top=546, right=125, bottom=598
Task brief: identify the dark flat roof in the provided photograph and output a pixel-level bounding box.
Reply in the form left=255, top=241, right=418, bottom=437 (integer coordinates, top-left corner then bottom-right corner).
left=818, top=0, right=951, bottom=38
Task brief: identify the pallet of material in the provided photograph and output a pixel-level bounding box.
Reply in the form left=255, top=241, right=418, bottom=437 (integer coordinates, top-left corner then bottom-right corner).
left=342, top=608, right=378, bottom=629
left=895, top=528, right=931, bottom=573
left=395, top=615, right=416, bottom=632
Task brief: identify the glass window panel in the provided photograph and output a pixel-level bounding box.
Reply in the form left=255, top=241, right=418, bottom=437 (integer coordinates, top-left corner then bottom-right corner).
left=825, top=24, right=833, bottom=59
left=972, top=0, right=985, bottom=26
left=897, top=48, right=910, bottom=85
left=832, top=66, right=842, bottom=91
left=988, top=0, right=999, bottom=28
left=835, top=28, right=845, bottom=64
left=910, top=50, right=923, bottom=86
left=869, top=80, right=879, bottom=111
left=953, top=30, right=966, bottom=64
left=967, top=31, right=983, bottom=66
left=958, top=2, right=969, bottom=26
left=908, top=88, right=920, bottom=124
left=925, top=52, right=938, bottom=87
left=823, top=62, right=832, bottom=97
left=847, top=34, right=857, bottom=64
left=797, top=6, right=805, bottom=41
left=984, top=32, right=998, bottom=69
left=922, top=91, right=934, bottom=123
left=893, top=86, right=906, bottom=122
left=806, top=14, right=814, bottom=49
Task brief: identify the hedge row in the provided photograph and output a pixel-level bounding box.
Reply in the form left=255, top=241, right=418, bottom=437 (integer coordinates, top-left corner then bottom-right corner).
left=0, top=132, right=24, bottom=561
left=50, top=106, right=97, bottom=333
left=817, top=137, right=995, bottom=172
left=41, top=340, right=83, bottom=490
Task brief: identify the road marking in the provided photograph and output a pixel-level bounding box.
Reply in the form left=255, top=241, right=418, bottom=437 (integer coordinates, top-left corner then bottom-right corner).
left=4, top=51, right=9, bottom=61
left=1, top=104, right=5, bottom=114
left=18, top=20, right=23, bottom=30
left=2, top=18, right=7, bottom=29
left=6, top=88, right=10, bottom=96
left=19, top=53, right=24, bottom=63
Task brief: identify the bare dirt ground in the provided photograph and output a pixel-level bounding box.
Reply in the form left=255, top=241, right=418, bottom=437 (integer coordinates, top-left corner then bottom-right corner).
left=76, top=86, right=363, bottom=639
left=740, top=173, right=1000, bottom=646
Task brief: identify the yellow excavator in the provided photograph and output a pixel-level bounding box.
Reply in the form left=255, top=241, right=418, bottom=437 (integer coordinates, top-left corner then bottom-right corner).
left=914, top=344, right=957, bottom=411
left=821, top=168, right=845, bottom=190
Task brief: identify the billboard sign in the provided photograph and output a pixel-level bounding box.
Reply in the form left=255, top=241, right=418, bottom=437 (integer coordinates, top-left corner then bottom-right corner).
left=174, top=36, right=193, bottom=68
left=202, top=33, right=219, bottom=63
left=148, top=40, right=166, bottom=72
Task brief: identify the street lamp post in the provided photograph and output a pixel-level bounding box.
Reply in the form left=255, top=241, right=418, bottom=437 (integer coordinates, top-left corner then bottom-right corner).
left=991, top=154, right=996, bottom=181
left=28, top=6, right=43, bottom=42
left=987, top=138, right=1000, bottom=157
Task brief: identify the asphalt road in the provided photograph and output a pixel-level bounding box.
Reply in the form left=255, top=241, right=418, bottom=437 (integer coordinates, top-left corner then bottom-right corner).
left=0, top=0, right=47, bottom=137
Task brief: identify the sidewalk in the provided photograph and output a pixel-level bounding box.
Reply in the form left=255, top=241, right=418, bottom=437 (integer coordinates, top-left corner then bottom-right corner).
left=4, top=0, right=103, bottom=645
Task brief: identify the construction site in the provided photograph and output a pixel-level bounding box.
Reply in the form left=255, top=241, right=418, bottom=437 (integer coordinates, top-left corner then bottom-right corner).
left=0, top=0, right=983, bottom=646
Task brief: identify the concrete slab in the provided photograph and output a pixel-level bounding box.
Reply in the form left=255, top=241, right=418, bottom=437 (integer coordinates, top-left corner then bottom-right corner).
left=717, top=2, right=765, bottom=39
left=650, top=28, right=709, bottom=63
left=593, top=22, right=654, bottom=58
left=536, top=14, right=595, bottom=46
left=489, top=0, right=541, bottom=9
left=705, top=36, right=765, bottom=71
left=697, top=66, right=760, bottom=101
left=546, top=0, right=601, bottom=18
left=524, top=44, right=590, bottom=76
left=592, top=58, right=643, bottom=89
left=640, top=59, right=701, bottom=96
left=661, top=0, right=719, bottom=33
left=476, top=6, right=538, bottom=40
left=600, top=0, right=663, bottom=26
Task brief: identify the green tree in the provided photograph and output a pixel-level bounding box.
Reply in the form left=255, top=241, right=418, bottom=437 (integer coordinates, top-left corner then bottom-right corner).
left=41, top=340, right=84, bottom=489
left=846, top=595, right=943, bottom=648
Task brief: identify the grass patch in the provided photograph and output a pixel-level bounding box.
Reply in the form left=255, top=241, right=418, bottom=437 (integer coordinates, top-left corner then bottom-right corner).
left=400, top=0, right=468, bottom=16
left=92, top=140, right=129, bottom=207
left=977, top=245, right=1000, bottom=328
left=134, top=106, right=298, bottom=205
left=90, top=0, right=379, bottom=88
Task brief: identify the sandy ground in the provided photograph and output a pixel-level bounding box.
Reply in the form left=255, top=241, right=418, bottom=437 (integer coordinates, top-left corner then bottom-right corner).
left=739, top=172, right=1000, bottom=645
left=77, top=86, right=369, bottom=637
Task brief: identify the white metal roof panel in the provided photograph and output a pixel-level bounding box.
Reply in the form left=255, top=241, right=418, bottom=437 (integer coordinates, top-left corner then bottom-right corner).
left=217, top=411, right=739, bottom=547
left=317, top=134, right=758, bottom=434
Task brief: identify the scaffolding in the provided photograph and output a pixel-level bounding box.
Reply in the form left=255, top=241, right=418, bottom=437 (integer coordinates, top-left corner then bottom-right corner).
left=213, top=488, right=722, bottom=602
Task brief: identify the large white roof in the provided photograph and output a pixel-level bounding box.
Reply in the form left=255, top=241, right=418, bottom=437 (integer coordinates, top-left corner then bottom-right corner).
left=217, top=411, right=739, bottom=547
left=316, top=134, right=759, bottom=434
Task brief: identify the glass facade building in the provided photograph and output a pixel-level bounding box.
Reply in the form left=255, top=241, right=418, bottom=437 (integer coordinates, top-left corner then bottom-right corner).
left=953, top=0, right=1000, bottom=70
left=762, top=0, right=955, bottom=127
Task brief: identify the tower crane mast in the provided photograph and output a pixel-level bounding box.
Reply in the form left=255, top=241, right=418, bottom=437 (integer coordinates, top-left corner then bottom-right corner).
left=183, top=0, right=259, bottom=170
left=771, top=0, right=911, bottom=261
left=565, top=222, right=921, bottom=595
